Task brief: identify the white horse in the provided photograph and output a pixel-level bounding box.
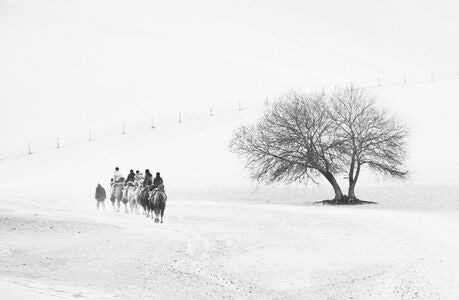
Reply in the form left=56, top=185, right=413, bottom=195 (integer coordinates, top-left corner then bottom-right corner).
left=121, top=183, right=134, bottom=213
left=112, top=183, right=124, bottom=212
left=128, top=184, right=142, bottom=214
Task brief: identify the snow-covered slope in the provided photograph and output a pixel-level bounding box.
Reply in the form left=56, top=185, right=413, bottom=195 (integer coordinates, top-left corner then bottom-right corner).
left=1, top=82, right=459, bottom=299
left=1, top=80, right=459, bottom=195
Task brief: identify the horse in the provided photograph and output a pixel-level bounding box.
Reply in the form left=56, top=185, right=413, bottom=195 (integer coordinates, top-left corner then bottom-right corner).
left=123, top=182, right=137, bottom=214
left=128, top=184, right=142, bottom=214
left=152, top=184, right=167, bottom=223
left=138, top=186, right=151, bottom=217
left=111, top=183, right=124, bottom=212
left=109, top=185, right=116, bottom=207
left=121, top=183, right=135, bottom=213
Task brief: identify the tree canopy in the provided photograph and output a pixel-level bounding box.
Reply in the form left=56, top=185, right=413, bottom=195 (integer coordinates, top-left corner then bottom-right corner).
left=229, top=87, right=408, bottom=203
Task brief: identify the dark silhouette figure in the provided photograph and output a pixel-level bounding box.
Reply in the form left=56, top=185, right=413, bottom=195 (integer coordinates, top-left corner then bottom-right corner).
left=95, top=183, right=106, bottom=211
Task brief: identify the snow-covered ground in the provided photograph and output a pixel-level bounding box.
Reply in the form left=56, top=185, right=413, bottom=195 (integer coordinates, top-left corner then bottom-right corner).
left=1, top=82, right=459, bottom=299
left=2, top=186, right=459, bottom=299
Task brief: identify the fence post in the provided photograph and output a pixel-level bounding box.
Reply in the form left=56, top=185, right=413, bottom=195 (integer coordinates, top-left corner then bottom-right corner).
left=56, top=137, right=60, bottom=149
left=151, top=118, right=155, bottom=129
left=27, top=143, right=32, bottom=155
left=178, top=112, right=182, bottom=123
left=209, top=107, right=213, bottom=117
left=122, top=124, right=126, bottom=135
left=89, top=130, right=92, bottom=142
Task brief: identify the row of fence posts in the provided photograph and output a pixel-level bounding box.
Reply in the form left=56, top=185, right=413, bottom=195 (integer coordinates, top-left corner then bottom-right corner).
left=377, top=73, right=440, bottom=88
left=21, top=71, right=458, bottom=156
left=23, top=72, right=456, bottom=156
left=26, top=103, right=246, bottom=155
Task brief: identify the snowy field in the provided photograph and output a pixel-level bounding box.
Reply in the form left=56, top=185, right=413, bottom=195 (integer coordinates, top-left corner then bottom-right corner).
left=1, top=82, right=459, bottom=299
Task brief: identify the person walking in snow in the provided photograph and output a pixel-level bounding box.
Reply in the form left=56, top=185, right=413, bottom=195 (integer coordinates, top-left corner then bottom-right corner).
left=95, top=183, right=106, bottom=211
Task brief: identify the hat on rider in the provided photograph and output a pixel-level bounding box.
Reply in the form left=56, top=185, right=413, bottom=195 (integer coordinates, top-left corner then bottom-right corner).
left=115, top=167, right=119, bottom=171
left=156, top=172, right=160, bottom=176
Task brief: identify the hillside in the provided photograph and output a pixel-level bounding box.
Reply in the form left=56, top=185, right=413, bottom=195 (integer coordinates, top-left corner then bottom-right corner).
left=1, top=80, right=459, bottom=205
left=1, top=81, right=459, bottom=299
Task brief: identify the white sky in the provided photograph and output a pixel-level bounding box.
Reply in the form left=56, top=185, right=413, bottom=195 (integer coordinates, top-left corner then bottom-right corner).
left=1, top=0, right=458, bottom=150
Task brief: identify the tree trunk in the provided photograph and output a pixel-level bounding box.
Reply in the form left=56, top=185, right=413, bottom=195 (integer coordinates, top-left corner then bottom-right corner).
left=348, top=181, right=356, bottom=199
left=322, top=172, right=345, bottom=202
left=348, top=163, right=361, bottom=200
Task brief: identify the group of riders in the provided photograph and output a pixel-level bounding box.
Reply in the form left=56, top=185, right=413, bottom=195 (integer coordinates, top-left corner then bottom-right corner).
left=112, top=167, right=163, bottom=190
left=95, top=167, right=167, bottom=223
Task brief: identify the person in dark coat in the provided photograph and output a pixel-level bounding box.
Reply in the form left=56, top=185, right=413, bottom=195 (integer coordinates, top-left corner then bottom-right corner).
left=125, top=169, right=135, bottom=184
left=143, top=169, right=153, bottom=187
left=150, top=172, right=165, bottom=197
left=95, top=183, right=106, bottom=211
left=152, top=172, right=163, bottom=189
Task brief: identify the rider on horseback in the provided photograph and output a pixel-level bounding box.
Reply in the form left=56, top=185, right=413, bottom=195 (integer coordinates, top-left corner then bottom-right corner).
left=112, top=167, right=123, bottom=183
left=152, top=172, right=163, bottom=189
left=143, top=169, right=153, bottom=188
left=134, top=170, right=143, bottom=186
left=125, top=169, right=135, bottom=185
left=150, top=172, right=164, bottom=197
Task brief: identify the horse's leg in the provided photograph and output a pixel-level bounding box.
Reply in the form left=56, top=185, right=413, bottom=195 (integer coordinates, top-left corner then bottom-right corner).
left=154, top=209, right=159, bottom=223
left=160, top=206, right=165, bottom=223
left=96, top=201, right=99, bottom=211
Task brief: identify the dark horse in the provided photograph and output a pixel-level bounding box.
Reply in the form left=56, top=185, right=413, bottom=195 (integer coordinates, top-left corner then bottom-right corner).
left=138, top=186, right=153, bottom=217
left=151, top=184, right=167, bottom=223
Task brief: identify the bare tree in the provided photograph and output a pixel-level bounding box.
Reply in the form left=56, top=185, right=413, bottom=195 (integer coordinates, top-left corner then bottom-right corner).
left=329, top=86, right=408, bottom=201
left=229, top=91, right=347, bottom=202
